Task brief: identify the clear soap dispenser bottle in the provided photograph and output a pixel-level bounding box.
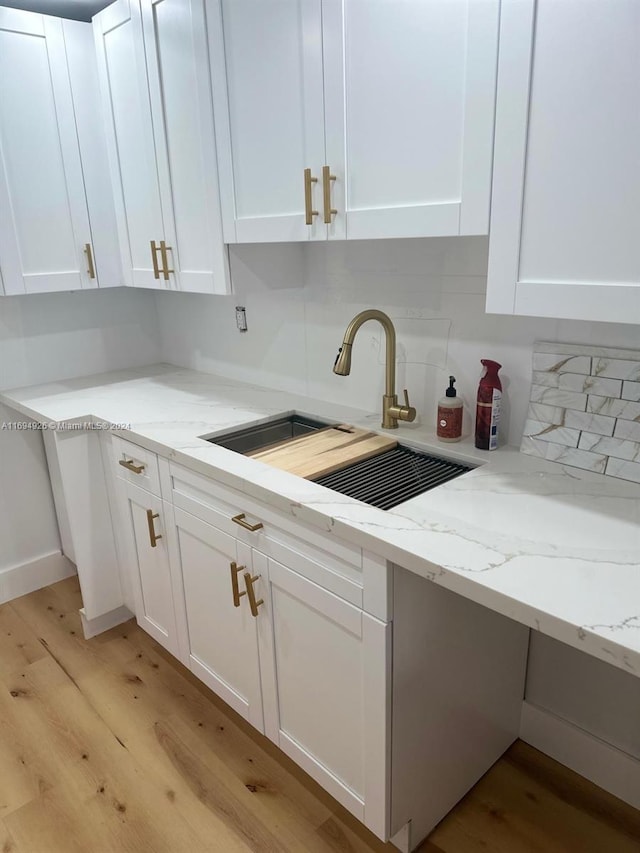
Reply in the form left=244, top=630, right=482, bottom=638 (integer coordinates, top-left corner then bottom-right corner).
left=437, top=376, right=463, bottom=442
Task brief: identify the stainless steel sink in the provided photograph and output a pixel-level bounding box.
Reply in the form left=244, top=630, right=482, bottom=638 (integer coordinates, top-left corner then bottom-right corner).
left=206, top=414, right=334, bottom=455
left=206, top=414, right=473, bottom=510
left=313, top=445, right=472, bottom=510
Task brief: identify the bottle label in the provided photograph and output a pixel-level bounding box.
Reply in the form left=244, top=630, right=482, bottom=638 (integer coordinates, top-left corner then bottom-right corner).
left=489, top=389, right=501, bottom=450
left=437, top=405, right=463, bottom=440
left=475, top=389, right=502, bottom=450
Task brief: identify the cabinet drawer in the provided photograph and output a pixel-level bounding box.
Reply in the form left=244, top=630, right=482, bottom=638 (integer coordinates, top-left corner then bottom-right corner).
left=168, top=462, right=364, bottom=608
left=112, top=436, right=160, bottom=496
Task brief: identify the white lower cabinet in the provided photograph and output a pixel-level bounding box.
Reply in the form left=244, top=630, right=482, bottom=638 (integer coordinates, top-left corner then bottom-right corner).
left=108, top=453, right=527, bottom=852
left=163, top=502, right=389, bottom=835
left=118, top=480, right=180, bottom=656
left=256, top=552, right=390, bottom=835
left=166, top=506, right=264, bottom=731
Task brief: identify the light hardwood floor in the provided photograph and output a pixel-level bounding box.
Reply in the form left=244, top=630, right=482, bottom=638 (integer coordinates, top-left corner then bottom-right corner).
left=0, top=576, right=638, bottom=853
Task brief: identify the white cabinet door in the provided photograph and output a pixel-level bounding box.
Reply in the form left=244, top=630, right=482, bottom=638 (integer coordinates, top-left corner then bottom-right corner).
left=323, top=0, right=499, bottom=240
left=168, top=507, right=264, bottom=731
left=93, top=0, right=167, bottom=289
left=140, top=0, right=229, bottom=293
left=0, top=9, right=94, bottom=294
left=487, top=0, right=640, bottom=323
left=63, top=19, right=123, bottom=289
left=256, top=552, right=390, bottom=839
left=119, top=481, right=180, bottom=655
left=209, top=0, right=327, bottom=242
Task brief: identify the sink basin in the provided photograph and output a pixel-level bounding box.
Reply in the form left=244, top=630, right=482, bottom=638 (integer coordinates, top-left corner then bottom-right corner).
left=313, top=445, right=473, bottom=510
left=206, top=413, right=334, bottom=455
left=206, top=414, right=473, bottom=511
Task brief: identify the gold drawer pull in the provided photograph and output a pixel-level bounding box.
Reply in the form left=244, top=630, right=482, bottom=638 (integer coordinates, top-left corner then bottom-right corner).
left=243, top=572, right=264, bottom=618
left=84, top=243, right=96, bottom=279
left=119, top=458, right=145, bottom=474
left=304, top=168, right=319, bottom=225
left=150, top=240, right=161, bottom=279
left=159, top=240, right=174, bottom=280
left=230, top=561, right=246, bottom=607
left=231, top=513, right=263, bottom=532
left=146, top=509, right=162, bottom=548
left=322, top=166, right=337, bottom=223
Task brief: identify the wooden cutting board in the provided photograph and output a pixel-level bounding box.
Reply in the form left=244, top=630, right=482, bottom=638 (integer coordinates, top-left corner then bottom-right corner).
left=247, top=424, right=397, bottom=479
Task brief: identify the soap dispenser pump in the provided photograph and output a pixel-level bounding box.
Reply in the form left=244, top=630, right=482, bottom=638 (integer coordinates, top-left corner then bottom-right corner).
left=437, top=376, right=463, bottom=442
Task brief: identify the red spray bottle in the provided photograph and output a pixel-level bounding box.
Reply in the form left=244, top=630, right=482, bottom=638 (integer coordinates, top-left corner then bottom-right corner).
left=475, top=360, right=502, bottom=450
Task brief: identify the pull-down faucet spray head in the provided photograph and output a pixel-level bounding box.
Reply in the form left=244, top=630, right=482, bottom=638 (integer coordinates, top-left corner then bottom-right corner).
left=333, top=343, right=352, bottom=376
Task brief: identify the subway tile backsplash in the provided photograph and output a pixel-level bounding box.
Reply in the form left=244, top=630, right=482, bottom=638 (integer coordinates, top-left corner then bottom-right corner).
left=522, top=342, right=640, bottom=483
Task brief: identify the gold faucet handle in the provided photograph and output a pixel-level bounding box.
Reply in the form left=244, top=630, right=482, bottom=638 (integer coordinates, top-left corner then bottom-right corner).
left=399, top=389, right=417, bottom=422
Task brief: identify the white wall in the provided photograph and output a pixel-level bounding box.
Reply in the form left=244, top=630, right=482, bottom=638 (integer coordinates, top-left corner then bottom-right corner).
left=156, top=237, right=640, bottom=445
left=0, top=287, right=160, bottom=573
left=0, top=287, right=160, bottom=391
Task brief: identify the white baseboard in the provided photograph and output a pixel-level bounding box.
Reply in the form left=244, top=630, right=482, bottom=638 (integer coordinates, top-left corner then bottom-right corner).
left=0, top=551, right=76, bottom=605
left=520, top=700, right=640, bottom=810
left=79, top=604, right=134, bottom=639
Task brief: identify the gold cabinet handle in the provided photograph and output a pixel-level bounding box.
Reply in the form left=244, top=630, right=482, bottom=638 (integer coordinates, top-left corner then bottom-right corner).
left=243, top=572, right=264, bottom=618
left=150, top=240, right=161, bottom=279
left=159, top=240, right=174, bottom=280
left=146, top=509, right=162, bottom=548
left=230, top=561, right=246, bottom=607
left=322, top=166, right=337, bottom=224
left=231, top=513, right=263, bottom=532
left=84, top=243, right=96, bottom=279
left=304, top=168, right=319, bottom=225
left=119, top=458, right=145, bottom=474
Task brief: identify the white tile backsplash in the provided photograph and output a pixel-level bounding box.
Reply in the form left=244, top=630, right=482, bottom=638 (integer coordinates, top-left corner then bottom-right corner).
left=155, top=238, right=640, bottom=448
left=522, top=419, right=581, bottom=447
left=622, top=381, right=640, bottom=402
left=531, top=353, right=592, bottom=375
left=605, top=457, right=640, bottom=483
left=531, top=371, right=622, bottom=397
left=563, top=411, right=616, bottom=436
left=587, top=396, right=640, bottom=421
left=522, top=342, right=640, bottom=483
left=592, top=358, right=640, bottom=381
left=613, top=418, right=640, bottom=443
left=579, top=433, right=640, bottom=462
left=529, top=385, right=588, bottom=410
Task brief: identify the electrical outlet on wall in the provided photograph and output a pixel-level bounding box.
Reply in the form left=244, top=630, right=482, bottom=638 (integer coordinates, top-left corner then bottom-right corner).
left=235, top=306, right=247, bottom=332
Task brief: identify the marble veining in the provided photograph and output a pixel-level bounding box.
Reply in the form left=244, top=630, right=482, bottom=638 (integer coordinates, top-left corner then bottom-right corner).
left=1, top=363, right=639, bottom=678
left=523, top=342, right=640, bottom=485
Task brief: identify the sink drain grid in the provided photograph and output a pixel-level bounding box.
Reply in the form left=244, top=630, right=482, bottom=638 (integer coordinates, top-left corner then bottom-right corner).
left=313, top=445, right=472, bottom=510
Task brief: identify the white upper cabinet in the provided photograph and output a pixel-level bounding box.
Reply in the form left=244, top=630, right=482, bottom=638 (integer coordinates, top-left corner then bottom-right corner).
left=93, top=0, right=229, bottom=293
left=487, top=0, right=640, bottom=324
left=0, top=9, right=119, bottom=294
left=209, top=0, right=327, bottom=242
left=93, top=1, right=164, bottom=289
left=210, top=0, right=499, bottom=243
left=322, top=0, right=499, bottom=240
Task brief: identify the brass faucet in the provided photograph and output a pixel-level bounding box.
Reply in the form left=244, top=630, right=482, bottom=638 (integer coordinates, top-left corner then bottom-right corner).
left=333, top=309, right=417, bottom=429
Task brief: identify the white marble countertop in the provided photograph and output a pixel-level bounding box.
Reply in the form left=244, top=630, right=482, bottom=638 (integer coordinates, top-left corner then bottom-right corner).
left=2, top=363, right=639, bottom=676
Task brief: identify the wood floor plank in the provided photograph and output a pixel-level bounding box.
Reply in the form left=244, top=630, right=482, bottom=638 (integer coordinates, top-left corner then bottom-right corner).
left=0, top=603, right=48, bottom=679
left=103, top=630, right=381, bottom=853
left=0, top=821, right=21, bottom=853
left=3, top=577, right=639, bottom=853
left=0, top=819, right=21, bottom=853
left=1, top=657, right=248, bottom=853
left=427, top=743, right=640, bottom=853
left=0, top=682, right=53, bottom=820
left=504, top=740, right=640, bottom=842
left=77, top=627, right=339, bottom=831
